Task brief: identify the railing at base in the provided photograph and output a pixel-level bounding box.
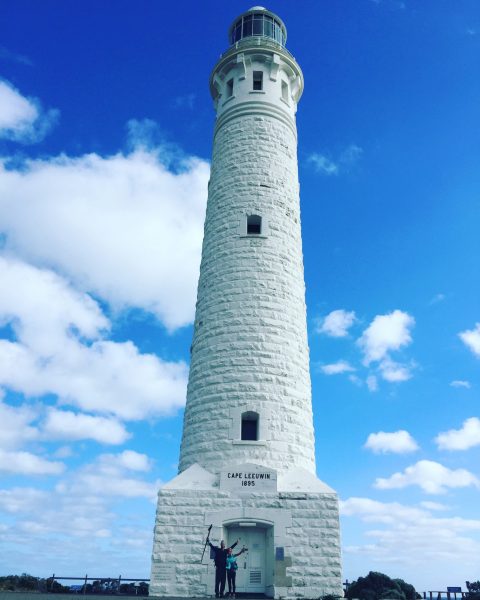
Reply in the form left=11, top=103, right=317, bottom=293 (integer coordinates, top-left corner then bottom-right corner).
left=48, top=574, right=150, bottom=595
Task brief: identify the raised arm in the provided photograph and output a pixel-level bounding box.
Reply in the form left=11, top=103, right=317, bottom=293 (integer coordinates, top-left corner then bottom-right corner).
left=228, top=540, right=238, bottom=550
left=233, top=548, right=245, bottom=557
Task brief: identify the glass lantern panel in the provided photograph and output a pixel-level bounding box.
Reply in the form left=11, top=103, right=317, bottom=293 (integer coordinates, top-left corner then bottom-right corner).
left=252, top=18, right=263, bottom=35
left=243, top=19, right=253, bottom=36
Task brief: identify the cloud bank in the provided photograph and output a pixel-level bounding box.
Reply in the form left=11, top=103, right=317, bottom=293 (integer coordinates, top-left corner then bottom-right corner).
left=0, top=143, right=209, bottom=331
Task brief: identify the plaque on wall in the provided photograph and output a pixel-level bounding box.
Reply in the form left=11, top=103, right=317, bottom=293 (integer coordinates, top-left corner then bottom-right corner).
left=156, top=565, right=174, bottom=581
left=220, top=463, right=277, bottom=492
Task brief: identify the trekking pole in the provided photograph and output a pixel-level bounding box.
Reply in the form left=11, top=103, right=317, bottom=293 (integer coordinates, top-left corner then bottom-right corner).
left=201, top=524, right=213, bottom=563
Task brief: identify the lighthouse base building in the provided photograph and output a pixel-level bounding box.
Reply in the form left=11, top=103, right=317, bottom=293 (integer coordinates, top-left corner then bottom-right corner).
left=151, top=466, right=341, bottom=598
left=150, top=7, right=342, bottom=598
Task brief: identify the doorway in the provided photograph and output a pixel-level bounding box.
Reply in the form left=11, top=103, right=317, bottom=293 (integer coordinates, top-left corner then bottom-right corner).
left=227, top=525, right=267, bottom=594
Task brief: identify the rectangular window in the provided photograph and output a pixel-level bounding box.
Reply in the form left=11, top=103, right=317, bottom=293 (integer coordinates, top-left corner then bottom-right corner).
left=226, top=78, right=234, bottom=98
left=253, top=71, right=263, bottom=91
left=247, top=215, right=262, bottom=234
left=281, top=80, right=288, bottom=101
left=241, top=419, right=258, bottom=441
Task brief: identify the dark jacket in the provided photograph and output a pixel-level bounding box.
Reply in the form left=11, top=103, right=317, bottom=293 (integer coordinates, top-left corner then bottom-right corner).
left=209, top=541, right=238, bottom=569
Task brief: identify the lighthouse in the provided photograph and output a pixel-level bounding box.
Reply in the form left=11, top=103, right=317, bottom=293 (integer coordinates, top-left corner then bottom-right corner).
left=150, top=7, right=342, bottom=598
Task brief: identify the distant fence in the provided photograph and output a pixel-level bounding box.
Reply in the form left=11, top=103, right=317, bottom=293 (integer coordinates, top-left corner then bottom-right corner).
left=48, top=575, right=150, bottom=594
left=424, top=593, right=467, bottom=600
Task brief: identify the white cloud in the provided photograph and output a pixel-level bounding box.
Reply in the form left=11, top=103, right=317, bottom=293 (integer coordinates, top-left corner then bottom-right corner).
left=364, top=430, right=419, bottom=454
left=307, top=153, right=338, bottom=175
left=316, top=309, right=356, bottom=337
left=0, top=79, right=36, bottom=131
left=0, top=141, right=209, bottom=330
left=420, top=501, right=449, bottom=511
left=340, top=497, right=426, bottom=524
left=52, top=446, right=73, bottom=459
left=374, top=459, right=480, bottom=494
left=366, top=375, right=378, bottom=391
left=1, top=486, right=114, bottom=539
left=0, top=484, right=155, bottom=575
left=0, top=450, right=159, bottom=565
left=0, top=487, right=48, bottom=513
left=459, top=323, right=480, bottom=357
left=0, top=79, right=58, bottom=143
left=341, top=497, right=480, bottom=532
left=0, top=339, right=188, bottom=421
left=315, top=309, right=415, bottom=386
left=340, top=496, right=480, bottom=580
left=378, top=357, right=413, bottom=382
left=320, top=360, right=355, bottom=375
left=358, top=309, right=415, bottom=365
left=450, top=380, right=471, bottom=389
left=58, top=451, right=159, bottom=500
left=349, top=374, right=363, bottom=386
left=429, top=293, right=445, bottom=305
left=0, top=399, right=39, bottom=449
left=340, top=144, right=363, bottom=165
left=43, top=409, right=130, bottom=445
left=173, top=93, right=196, bottom=109
left=435, top=417, right=480, bottom=451
left=0, top=255, right=108, bottom=354
left=0, top=256, right=188, bottom=420
left=308, top=144, right=363, bottom=176
left=0, top=449, right=64, bottom=476
left=0, top=46, right=33, bottom=66
left=101, top=450, right=152, bottom=472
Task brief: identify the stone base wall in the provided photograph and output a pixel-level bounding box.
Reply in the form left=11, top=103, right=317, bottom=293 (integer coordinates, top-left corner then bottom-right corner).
left=150, top=488, right=342, bottom=599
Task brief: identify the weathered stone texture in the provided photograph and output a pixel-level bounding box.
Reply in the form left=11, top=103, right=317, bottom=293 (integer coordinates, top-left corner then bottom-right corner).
left=150, top=489, right=342, bottom=599
left=179, top=112, right=315, bottom=475
left=152, top=16, right=342, bottom=599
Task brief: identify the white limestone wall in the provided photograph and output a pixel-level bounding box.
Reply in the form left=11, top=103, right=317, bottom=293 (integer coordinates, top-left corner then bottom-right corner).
left=151, top=26, right=343, bottom=600
left=179, top=104, right=316, bottom=475
left=210, top=46, right=303, bottom=122
left=150, top=488, right=342, bottom=599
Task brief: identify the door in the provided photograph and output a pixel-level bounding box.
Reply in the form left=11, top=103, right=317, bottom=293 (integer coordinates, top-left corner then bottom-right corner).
left=227, top=526, right=266, bottom=594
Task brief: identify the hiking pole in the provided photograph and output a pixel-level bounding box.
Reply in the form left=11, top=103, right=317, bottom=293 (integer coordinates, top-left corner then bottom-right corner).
left=201, top=524, right=213, bottom=563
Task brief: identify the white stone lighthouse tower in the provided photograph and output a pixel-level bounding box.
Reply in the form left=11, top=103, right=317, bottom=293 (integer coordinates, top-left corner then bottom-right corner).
left=150, top=7, right=342, bottom=598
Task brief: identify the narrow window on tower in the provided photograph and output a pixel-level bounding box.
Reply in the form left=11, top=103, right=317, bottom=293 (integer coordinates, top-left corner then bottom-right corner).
left=226, top=78, right=234, bottom=98
left=247, top=214, right=262, bottom=235
left=241, top=411, right=259, bottom=441
left=253, top=71, right=263, bottom=91
left=281, top=80, right=289, bottom=102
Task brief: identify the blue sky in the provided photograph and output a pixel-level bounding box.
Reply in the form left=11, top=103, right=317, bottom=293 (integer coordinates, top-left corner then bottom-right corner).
left=0, top=0, right=479, bottom=591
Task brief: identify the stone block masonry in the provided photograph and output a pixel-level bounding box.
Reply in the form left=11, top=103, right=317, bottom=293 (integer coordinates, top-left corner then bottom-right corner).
left=150, top=7, right=342, bottom=598
left=150, top=487, right=342, bottom=599
left=180, top=111, right=315, bottom=476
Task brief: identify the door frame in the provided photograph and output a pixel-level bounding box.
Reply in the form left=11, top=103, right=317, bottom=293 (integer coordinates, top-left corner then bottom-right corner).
left=224, top=519, right=274, bottom=597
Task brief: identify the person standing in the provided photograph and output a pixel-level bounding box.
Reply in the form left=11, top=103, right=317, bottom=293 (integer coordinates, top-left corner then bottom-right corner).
left=226, top=546, right=246, bottom=598
left=208, top=539, right=238, bottom=597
